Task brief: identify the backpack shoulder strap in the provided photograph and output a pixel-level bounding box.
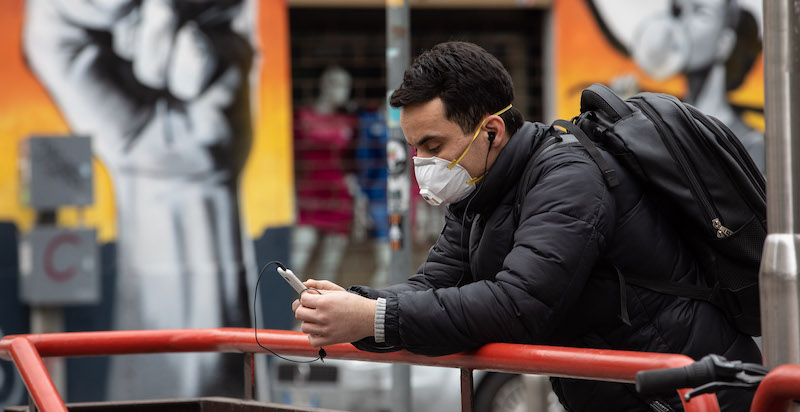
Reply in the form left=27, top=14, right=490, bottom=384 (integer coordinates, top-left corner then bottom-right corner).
left=514, top=116, right=622, bottom=222
left=552, top=119, right=620, bottom=188
left=596, top=266, right=716, bottom=327
left=622, top=275, right=716, bottom=302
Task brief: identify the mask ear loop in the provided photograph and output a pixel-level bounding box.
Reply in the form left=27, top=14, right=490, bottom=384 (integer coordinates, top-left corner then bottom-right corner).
left=448, top=103, right=513, bottom=179
left=448, top=125, right=485, bottom=169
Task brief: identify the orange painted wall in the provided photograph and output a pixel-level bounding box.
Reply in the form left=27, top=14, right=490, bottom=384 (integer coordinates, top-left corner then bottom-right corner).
left=243, top=0, right=295, bottom=238
left=0, top=0, right=293, bottom=242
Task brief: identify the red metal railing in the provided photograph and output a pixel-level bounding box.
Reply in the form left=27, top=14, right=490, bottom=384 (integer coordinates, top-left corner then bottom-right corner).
left=0, top=328, right=725, bottom=412
left=750, top=364, right=800, bottom=412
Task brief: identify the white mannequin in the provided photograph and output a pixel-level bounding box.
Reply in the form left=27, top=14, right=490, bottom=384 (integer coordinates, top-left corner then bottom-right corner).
left=291, top=67, right=363, bottom=283
left=315, top=67, right=352, bottom=114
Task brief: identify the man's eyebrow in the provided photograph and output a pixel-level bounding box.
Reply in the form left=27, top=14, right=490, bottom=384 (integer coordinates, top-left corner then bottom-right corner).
left=409, top=134, right=439, bottom=148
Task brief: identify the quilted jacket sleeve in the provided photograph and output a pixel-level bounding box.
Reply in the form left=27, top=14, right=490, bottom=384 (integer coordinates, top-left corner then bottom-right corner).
left=352, top=147, right=617, bottom=356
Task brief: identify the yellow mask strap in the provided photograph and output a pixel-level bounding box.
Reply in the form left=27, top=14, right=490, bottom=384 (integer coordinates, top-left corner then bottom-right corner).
left=448, top=104, right=513, bottom=172
left=466, top=174, right=484, bottom=185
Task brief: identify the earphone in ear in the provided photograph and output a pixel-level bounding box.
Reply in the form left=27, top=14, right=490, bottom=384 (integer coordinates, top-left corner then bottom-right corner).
left=487, top=131, right=496, bottom=147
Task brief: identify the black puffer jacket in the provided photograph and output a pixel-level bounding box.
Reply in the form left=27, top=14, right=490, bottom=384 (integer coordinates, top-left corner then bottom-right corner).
left=350, top=122, right=761, bottom=411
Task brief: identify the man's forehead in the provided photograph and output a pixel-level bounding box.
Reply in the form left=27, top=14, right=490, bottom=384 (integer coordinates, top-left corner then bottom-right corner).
left=400, top=98, right=447, bottom=124
left=400, top=99, right=454, bottom=146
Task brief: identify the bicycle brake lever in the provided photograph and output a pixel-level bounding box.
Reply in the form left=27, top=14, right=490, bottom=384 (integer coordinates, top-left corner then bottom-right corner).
left=684, top=381, right=756, bottom=401
left=735, top=370, right=767, bottom=385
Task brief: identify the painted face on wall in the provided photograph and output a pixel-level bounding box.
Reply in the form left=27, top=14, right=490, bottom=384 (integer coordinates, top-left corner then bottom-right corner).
left=632, top=0, right=735, bottom=79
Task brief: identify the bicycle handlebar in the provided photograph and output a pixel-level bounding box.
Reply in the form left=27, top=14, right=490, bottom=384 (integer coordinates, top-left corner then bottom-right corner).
left=636, top=354, right=768, bottom=400
left=637, top=356, right=718, bottom=393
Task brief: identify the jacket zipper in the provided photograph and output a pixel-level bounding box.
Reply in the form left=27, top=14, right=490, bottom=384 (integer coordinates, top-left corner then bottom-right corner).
left=635, top=99, right=726, bottom=238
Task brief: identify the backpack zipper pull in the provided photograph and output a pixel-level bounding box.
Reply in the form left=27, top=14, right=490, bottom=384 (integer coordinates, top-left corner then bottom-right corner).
left=712, top=218, right=734, bottom=238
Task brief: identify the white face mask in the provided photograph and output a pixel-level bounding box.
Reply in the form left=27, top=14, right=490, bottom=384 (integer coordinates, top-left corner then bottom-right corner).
left=413, top=104, right=512, bottom=206
left=413, top=155, right=476, bottom=206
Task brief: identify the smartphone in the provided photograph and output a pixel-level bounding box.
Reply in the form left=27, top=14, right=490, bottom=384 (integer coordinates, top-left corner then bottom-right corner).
left=277, top=267, right=308, bottom=294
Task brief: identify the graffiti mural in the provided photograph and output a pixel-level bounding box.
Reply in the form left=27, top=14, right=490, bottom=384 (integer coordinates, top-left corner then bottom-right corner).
left=555, top=0, right=764, bottom=172
left=0, top=0, right=292, bottom=402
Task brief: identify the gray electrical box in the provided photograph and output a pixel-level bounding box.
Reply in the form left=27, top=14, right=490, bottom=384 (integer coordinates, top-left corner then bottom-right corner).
left=19, top=226, right=100, bottom=305
left=19, top=136, right=93, bottom=208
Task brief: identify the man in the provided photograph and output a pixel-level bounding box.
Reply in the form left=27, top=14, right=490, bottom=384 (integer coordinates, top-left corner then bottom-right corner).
left=292, top=42, right=760, bottom=411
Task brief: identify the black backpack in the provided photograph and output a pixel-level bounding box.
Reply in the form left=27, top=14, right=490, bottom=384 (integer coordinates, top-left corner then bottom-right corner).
left=516, top=83, right=767, bottom=336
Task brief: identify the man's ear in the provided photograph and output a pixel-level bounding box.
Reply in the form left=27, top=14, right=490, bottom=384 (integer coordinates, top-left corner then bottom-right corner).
left=483, top=116, right=507, bottom=149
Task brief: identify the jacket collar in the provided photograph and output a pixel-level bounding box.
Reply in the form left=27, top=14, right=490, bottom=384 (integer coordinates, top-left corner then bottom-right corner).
left=450, top=121, right=549, bottom=215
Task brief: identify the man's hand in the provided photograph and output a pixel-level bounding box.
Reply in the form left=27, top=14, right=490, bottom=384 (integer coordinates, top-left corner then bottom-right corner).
left=291, top=290, right=376, bottom=347
left=302, top=279, right=346, bottom=292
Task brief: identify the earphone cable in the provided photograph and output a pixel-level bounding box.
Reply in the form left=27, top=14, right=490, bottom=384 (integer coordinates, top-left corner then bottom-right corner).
left=456, top=140, right=492, bottom=286
left=253, top=261, right=326, bottom=363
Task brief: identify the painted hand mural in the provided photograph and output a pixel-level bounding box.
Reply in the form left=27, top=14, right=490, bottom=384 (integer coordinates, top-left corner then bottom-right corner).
left=23, top=0, right=255, bottom=399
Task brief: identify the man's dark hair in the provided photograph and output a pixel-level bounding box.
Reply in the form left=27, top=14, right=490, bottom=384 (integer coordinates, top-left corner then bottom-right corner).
left=389, top=42, right=524, bottom=137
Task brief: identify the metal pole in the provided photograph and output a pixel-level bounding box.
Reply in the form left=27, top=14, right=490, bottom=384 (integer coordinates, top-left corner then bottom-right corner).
left=386, top=1, right=412, bottom=411
left=459, top=368, right=474, bottom=412
left=760, top=0, right=800, bottom=373
left=29, top=308, right=65, bottom=399
left=542, top=7, right=556, bottom=124
left=243, top=352, right=255, bottom=400
left=28, top=211, right=66, bottom=399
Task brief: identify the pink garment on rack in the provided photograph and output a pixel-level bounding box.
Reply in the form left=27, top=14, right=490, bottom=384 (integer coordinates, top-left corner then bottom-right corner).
left=294, top=107, right=357, bottom=235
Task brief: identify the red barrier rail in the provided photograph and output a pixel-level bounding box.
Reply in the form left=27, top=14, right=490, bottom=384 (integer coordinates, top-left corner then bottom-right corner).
left=751, top=365, right=800, bottom=412
left=0, top=328, right=719, bottom=412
